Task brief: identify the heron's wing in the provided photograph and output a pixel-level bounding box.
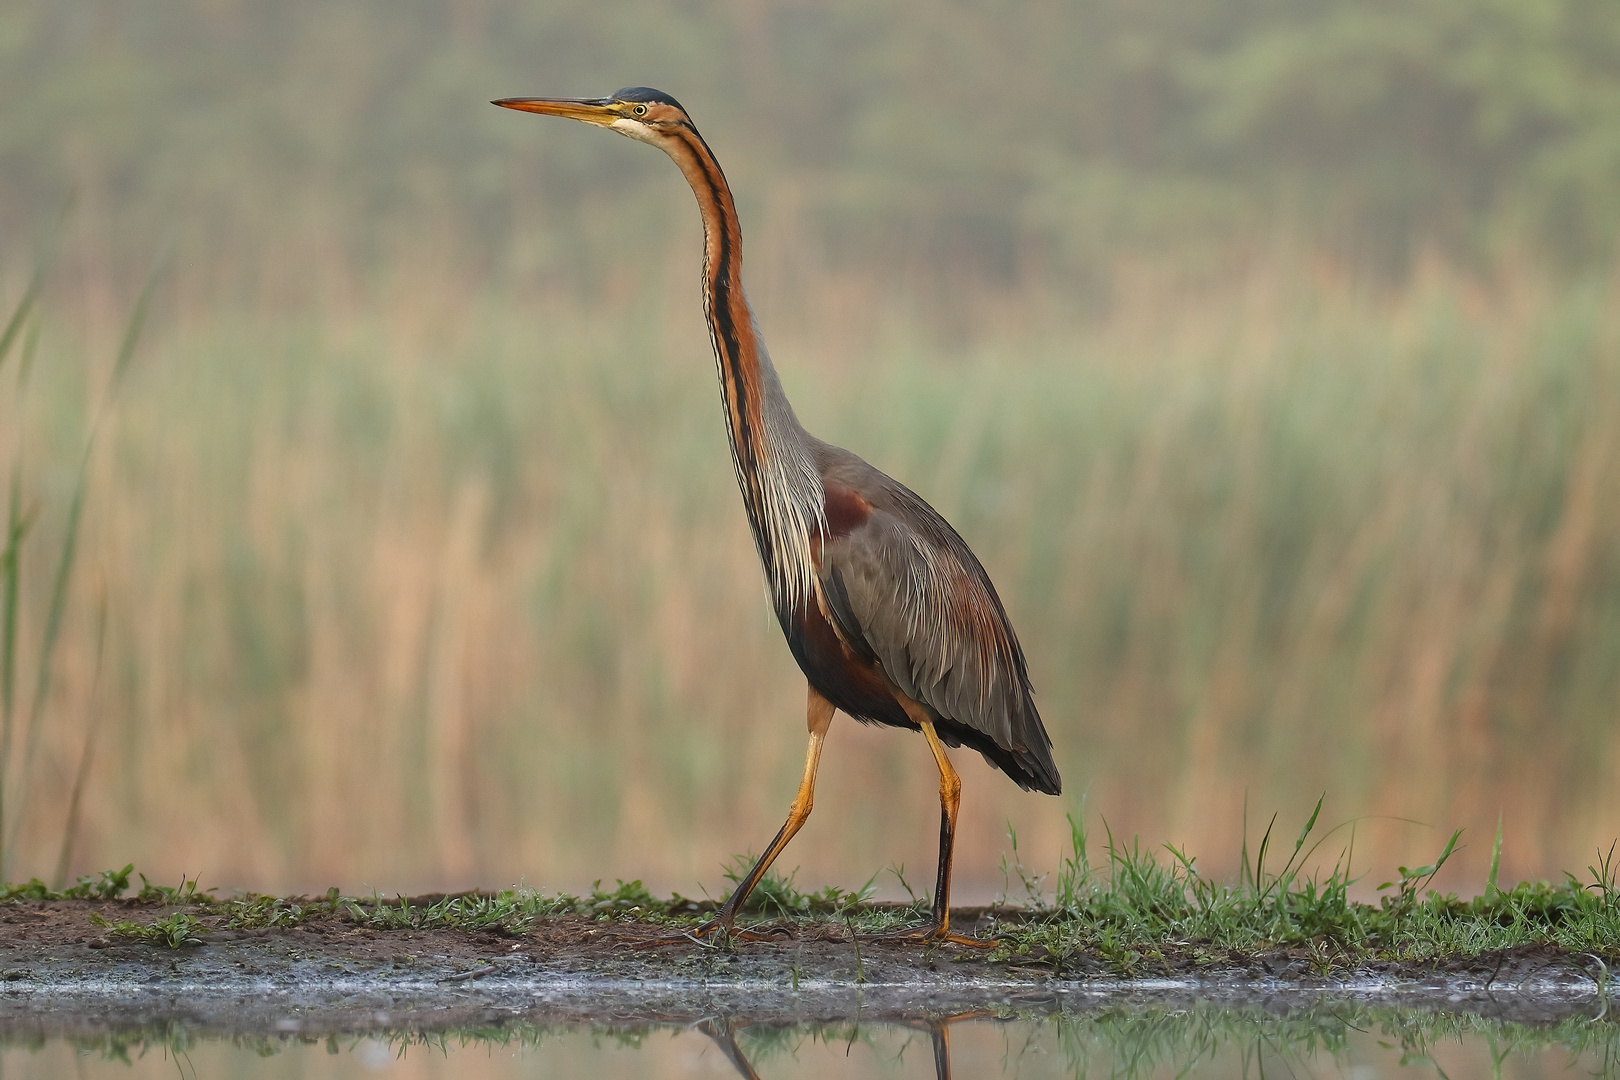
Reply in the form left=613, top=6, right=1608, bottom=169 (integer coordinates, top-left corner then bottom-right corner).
left=818, top=481, right=1059, bottom=791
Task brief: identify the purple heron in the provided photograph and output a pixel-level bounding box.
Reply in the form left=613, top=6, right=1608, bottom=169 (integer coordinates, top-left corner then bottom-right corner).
left=494, top=87, right=1060, bottom=945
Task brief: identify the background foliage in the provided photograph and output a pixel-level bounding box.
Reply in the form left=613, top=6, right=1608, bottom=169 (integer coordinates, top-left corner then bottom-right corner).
left=4, top=0, right=1620, bottom=287
left=0, top=0, right=1617, bottom=898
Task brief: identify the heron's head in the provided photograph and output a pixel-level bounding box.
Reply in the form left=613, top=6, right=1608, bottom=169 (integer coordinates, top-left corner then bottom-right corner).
left=492, top=87, right=694, bottom=146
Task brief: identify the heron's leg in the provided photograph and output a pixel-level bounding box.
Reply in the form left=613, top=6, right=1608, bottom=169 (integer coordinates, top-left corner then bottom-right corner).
left=896, top=1013, right=984, bottom=1080
left=931, top=1019, right=952, bottom=1080
left=920, top=718, right=964, bottom=935
left=695, top=1018, right=762, bottom=1080
left=697, top=684, right=834, bottom=939
left=878, top=698, right=994, bottom=948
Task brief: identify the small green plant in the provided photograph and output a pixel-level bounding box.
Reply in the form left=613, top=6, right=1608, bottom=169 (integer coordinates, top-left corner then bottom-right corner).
left=342, top=890, right=540, bottom=936
left=589, top=878, right=661, bottom=915
left=96, top=911, right=207, bottom=949
left=1585, top=841, right=1617, bottom=909
left=223, top=889, right=341, bottom=930
left=887, top=863, right=921, bottom=907
left=65, top=864, right=135, bottom=901
left=135, top=873, right=214, bottom=905
left=715, top=857, right=876, bottom=918
left=1000, top=823, right=1049, bottom=911
left=0, top=863, right=132, bottom=902
left=1378, top=828, right=1463, bottom=913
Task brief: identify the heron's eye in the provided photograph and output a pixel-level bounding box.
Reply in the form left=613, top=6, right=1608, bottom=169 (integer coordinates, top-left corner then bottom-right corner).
left=632, top=104, right=648, bottom=117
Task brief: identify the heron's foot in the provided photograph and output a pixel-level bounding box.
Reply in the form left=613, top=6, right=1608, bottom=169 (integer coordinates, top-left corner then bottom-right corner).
left=614, top=918, right=790, bottom=950
left=690, top=917, right=793, bottom=944
left=612, top=912, right=796, bottom=950
left=872, top=921, right=997, bottom=949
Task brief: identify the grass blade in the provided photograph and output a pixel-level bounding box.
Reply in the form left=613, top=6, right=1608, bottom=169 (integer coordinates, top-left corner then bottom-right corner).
left=1487, top=812, right=1503, bottom=900
left=0, top=349, right=41, bottom=880
left=1239, top=793, right=1251, bottom=893
left=0, top=273, right=41, bottom=375
left=0, top=197, right=70, bottom=378
left=0, top=274, right=46, bottom=756
left=5, top=462, right=87, bottom=860
left=0, top=469, right=26, bottom=763
left=107, top=247, right=166, bottom=396
left=52, top=586, right=107, bottom=889
left=4, top=254, right=161, bottom=871
left=0, top=471, right=21, bottom=879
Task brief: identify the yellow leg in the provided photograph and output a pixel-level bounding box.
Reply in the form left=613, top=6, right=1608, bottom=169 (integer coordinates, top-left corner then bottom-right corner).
left=699, top=684, right=835, bottom=938
left=883, top=696, right=994, bottom=948
left=918, top=717, right=963, bottom=934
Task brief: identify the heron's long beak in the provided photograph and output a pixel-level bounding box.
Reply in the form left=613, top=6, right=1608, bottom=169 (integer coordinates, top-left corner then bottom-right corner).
left=491, top=97, right=621, bottom=126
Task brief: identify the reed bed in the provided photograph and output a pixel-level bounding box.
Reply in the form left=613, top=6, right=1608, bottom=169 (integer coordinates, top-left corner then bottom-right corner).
left=1, top=250, right=1617, bottom=900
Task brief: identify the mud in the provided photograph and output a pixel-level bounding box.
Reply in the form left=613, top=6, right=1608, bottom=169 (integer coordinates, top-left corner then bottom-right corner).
left=0, top=898, right=1610, bottom=1037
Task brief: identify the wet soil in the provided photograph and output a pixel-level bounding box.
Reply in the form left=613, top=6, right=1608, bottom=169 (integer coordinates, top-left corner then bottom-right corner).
left=0, top=898, right=1609, bottom=1036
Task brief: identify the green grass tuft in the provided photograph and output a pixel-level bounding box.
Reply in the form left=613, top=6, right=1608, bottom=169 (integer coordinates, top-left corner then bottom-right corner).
left=93, top=910, right=206, bottom=948
left=1, top=862, right=133, bottom=902
left=988, top=808, right=1620, bottom=971
left=718, top=857, right=878, bottom=918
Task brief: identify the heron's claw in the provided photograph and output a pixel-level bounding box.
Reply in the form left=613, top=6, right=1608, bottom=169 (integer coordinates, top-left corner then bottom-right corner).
left=872, top=923, right=997, bottom=949
left=615, top=919, right=791, bottom=950
left=690, top=918, right=793, bottom=944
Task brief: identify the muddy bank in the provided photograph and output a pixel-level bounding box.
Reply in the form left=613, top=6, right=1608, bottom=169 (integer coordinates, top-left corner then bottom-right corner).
left=0, top=898, right=1610, bottom=1036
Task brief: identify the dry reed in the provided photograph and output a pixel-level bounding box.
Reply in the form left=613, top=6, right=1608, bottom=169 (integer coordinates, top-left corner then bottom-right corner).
left=2, top=239, right=1617, bottom=901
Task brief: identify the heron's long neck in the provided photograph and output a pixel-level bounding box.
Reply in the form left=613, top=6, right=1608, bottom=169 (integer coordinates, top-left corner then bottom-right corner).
left=663, top=126, right=825, bottom=614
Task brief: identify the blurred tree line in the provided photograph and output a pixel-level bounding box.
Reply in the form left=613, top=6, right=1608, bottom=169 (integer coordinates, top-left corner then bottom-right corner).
left=2, top=0, right=1618, bottom=292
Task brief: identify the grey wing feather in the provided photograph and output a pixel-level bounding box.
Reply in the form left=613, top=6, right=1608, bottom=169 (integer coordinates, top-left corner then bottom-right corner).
left=819, top=479, right=1060, bottom=793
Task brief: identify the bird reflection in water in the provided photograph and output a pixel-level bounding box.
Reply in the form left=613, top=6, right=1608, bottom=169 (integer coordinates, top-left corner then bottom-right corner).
left=697, top=1014, right=978, bottom=1080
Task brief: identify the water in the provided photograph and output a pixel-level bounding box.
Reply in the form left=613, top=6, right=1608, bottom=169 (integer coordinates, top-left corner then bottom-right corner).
left=6, top=999, right=1617, bottom=1079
